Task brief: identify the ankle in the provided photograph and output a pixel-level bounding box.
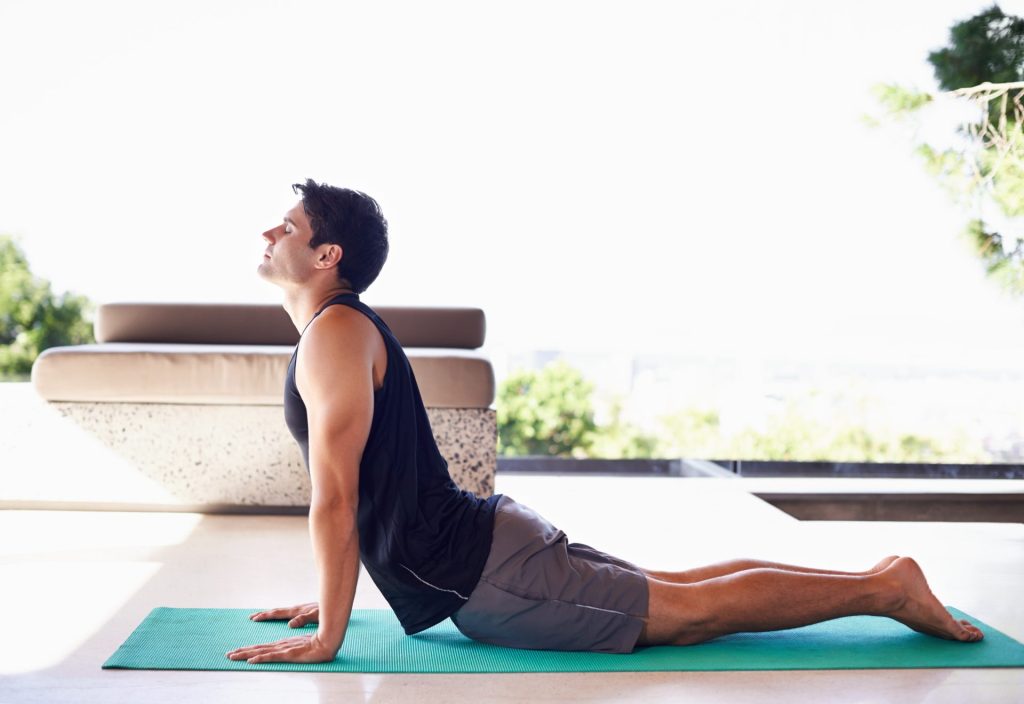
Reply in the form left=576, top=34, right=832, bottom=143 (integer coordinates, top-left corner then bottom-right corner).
left=866, top=571, right=905, bottom=615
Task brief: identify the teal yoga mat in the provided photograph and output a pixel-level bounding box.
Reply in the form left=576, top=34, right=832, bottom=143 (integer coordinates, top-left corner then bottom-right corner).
left=103, top=607, right=1024, bottom=672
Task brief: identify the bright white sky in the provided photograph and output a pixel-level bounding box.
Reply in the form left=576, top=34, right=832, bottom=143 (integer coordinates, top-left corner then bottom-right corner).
left=3, top=0, right=1024, bottom=371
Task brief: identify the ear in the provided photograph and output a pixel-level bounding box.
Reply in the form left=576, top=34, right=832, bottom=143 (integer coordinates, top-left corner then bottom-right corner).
left=317, top=244, right=343, bottom=268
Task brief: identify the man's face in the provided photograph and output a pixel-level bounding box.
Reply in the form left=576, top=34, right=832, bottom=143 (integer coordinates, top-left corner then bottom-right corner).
left=258, top=201, right=317, bottom=285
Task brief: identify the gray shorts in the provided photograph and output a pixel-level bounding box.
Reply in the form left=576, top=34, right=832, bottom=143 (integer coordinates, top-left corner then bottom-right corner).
left=450, top=495, right=649, bottom=654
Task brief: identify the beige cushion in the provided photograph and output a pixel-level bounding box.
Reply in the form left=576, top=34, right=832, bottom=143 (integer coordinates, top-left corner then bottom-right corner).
left=31, top=343, right=495, bottom=408
left=95, top=302, right=486, bottom=348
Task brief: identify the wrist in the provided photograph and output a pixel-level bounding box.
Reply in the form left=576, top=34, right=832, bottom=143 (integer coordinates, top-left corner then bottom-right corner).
left=313, top=630, right=342, bottom=656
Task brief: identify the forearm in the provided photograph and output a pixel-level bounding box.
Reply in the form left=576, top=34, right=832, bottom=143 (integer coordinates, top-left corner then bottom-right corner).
left=309, top=500, right=360, bottom=653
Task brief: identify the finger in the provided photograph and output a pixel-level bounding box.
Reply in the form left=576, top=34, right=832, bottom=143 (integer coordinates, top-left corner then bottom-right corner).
left=228, top=645, right=271, bottom=659
left=228, top=634, right=303, bottom=650
left=248, top=644, right=305, bottom=663
left=291, top=607, right=321, bottom=626
left=228, top=636, right=307, bottom=655
left=250, top=609, right=286, bottom=621
left=228, top=641, right=286, bottom=656
left=253, top=607, right=304, bottom=621
left=228, top=643, right=268, bottom=654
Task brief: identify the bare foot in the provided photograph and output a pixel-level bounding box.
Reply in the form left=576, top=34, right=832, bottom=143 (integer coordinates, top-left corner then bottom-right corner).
left=879, top=557, right=984, bottom=642
left=864, top=555, right=900, bottom=574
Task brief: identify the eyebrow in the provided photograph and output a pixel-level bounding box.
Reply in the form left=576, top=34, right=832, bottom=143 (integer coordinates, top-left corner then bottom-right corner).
left=283, top=216, right=296, bottom=226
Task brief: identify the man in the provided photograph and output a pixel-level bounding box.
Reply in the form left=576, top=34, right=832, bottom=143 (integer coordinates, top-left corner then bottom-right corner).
left=227, top=179, right=983, bottom=664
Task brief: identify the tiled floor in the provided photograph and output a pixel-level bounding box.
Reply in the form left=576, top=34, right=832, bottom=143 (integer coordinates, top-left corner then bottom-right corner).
left=2, top=474, right=1022, bottom=703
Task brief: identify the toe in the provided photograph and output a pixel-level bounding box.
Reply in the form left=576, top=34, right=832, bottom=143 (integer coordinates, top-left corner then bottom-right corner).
left=959, top=620, right=984, bottom=640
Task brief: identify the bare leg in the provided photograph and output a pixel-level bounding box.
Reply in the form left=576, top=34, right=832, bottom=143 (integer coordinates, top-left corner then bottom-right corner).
left=640, top=555, right=900, bottom=584
left=637, top=556, right=984, bottom=646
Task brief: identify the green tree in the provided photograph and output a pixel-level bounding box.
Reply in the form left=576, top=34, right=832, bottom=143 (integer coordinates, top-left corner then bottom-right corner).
left=928, top=5, right=1024, bottom=93
left=0, top=234, right=95, bottom=381
left=496, top=361, right=990, bottom=463
left=496, top=359, right=599, bottom=457
left=582, top=392, right=660, bottom=459
left=648, top=407, right=725, bottom=458
left=724, top=412, right=986, bottom=463
left=865, top=3, right=1024, bottom=297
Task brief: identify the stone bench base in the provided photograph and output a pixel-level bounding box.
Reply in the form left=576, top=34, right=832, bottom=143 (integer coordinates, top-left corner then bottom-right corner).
left=0, top=384, right=495, bottom=511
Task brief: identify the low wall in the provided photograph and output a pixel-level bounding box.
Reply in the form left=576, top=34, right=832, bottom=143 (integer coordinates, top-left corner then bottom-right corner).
left=0, top=383, right=495, bottom=512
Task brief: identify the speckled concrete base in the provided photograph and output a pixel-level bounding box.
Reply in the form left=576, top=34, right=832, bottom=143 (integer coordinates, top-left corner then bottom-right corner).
left=19, top=397, right=495, bottom=508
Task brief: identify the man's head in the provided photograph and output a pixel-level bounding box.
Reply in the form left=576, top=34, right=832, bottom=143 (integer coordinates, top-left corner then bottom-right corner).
left=259, top=179, right=389, bottom=294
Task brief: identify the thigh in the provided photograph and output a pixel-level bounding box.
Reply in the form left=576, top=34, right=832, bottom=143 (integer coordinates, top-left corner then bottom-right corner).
left=568, top=541, right=647, bottom=574
left=450, top=495, right=649, bottom=653
left=451, top=578, right=644, bottom=653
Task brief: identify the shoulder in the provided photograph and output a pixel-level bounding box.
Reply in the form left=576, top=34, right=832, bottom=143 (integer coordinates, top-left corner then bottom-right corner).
left=302, top=304, right=378, bottom=354
left=296, top=305, right=376, bottom=398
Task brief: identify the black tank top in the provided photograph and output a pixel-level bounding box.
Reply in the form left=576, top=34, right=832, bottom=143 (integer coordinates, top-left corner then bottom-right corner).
left=283, top=292, right=501, bottom=635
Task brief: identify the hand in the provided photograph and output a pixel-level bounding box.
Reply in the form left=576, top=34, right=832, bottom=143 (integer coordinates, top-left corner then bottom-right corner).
left=248, top=602, right=320, bottom=628
left=226, top=632, right=338, bottom=664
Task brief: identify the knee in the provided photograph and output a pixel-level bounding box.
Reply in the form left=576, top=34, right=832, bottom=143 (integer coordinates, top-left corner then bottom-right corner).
left=669, top=628, right=720, bottom=646
left=668, top=582, right=716, bottom=622
left=644, top=581, right=717, bottom=645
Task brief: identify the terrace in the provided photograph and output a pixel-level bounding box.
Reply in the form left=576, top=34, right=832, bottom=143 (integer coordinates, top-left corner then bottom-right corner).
left=2, top=380, right=1022, bottom=703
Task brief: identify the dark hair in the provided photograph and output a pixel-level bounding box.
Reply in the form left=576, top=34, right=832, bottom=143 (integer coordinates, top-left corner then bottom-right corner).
left=291, top=179, right=389, bottom=294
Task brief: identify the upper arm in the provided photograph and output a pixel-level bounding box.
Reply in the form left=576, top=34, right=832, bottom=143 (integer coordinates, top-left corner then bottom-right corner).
left=295, top=309, right=376, bottom=508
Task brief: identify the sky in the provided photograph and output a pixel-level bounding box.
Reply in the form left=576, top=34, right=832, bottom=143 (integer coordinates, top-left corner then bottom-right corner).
left=2, top=0, right=1024, bottom=373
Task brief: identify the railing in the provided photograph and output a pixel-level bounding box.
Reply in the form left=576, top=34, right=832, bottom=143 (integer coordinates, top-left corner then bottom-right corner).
left=497, top=457, right=1024, bottom=479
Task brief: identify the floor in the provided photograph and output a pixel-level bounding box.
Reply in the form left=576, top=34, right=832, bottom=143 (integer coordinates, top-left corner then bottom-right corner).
left=2, top=473, right=1023, bottom=703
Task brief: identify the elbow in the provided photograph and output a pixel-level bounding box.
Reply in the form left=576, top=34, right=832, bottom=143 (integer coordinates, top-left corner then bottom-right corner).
left=308, top=499, right=359, bottom=544
left=309, top=493, right=358, bottom=520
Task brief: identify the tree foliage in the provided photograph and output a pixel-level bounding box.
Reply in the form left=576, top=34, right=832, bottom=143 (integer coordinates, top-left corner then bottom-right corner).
left=496, top=359, right=599, bottom=457
left=583, top=392, right=660, bottom=459
left=0, top=234, right=95, bottom=380
left=927, top=4, right=1024, bottom=90
left=865, top=3, right=1024, bottom=297
left=496, top=360, right=992, bottom=463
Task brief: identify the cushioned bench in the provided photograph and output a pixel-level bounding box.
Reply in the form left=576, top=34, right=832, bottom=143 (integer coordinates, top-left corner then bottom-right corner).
left=29, top=302, right=497, bottom=510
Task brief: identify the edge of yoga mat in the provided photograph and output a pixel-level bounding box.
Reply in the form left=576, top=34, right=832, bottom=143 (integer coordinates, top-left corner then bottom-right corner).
left=102, top=606, right=1024, bottom=673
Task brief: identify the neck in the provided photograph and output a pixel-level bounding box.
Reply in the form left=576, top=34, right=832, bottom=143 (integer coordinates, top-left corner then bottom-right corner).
left=282, top=285, right=356, bottom=334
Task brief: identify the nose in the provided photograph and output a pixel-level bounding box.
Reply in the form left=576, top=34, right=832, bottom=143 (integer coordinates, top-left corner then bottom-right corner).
left=261, top=227, right=277, bottom=244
